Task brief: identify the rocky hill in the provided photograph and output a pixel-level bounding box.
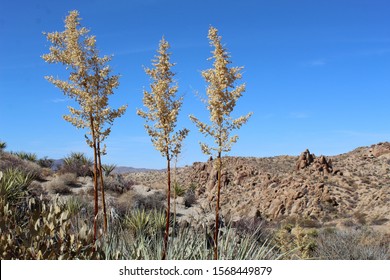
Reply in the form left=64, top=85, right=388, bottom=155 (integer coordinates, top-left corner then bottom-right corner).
left=125, top=142, right=390, bottom=231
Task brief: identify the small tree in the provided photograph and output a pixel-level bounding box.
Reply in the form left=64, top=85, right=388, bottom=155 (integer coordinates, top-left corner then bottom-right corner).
left=42, top=10, right=127, bottom=241
left=137, top=37, right=189, bottom=260
left=190, top=26, right=252, bottom=259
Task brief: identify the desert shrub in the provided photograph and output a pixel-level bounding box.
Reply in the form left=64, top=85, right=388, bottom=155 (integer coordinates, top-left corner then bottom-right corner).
left=184, top=188, right=197, bottom=208
left=116, top=191, right=135, bottom=216
left=273, top=224, right=317, bottom=259
left=104, top=174, right=133, bottom=194
left=116, top=190, right=166, bottom=218
left=28, top=181, right=48, bottom=198
left=38, top=156, right=54, bottom=169
left=0, top=152, right=42, bottom=179
left=314, top=227, right=390, bottom=260
left=46, top=173, right=79, bottom=195
left=353, top=211, right=367, bottom=225
left=280, top=216, right=322, bottom=228
left=12, top=151, right=37, bottom=162
left=230, top=217, right=269, bottom=243
left=59, top=173, right=78, bottom=186
left=51, top=184, right=72, bottom=195
left=60, top=152, right=93, bottom=177
left=40, top=167, right=54, bottom=178
left=132, top=192, right=166, bottom=211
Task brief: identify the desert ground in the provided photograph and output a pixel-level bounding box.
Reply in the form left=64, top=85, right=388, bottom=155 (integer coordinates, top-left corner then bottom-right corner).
left=1, top=142, right=389, bottom=259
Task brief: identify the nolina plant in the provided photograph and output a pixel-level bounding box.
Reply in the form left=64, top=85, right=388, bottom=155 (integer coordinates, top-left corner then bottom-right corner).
left=42, top=10, right=127, bottom=241
left=137, top=37, right=189, bottom=260
left=190, top=26, right=252, bottom=259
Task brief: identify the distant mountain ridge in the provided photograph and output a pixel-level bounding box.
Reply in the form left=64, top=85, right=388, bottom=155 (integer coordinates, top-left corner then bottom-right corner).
left=113, top=166, right=163, bottom=174
left=52, top=159, right=161, bottom=174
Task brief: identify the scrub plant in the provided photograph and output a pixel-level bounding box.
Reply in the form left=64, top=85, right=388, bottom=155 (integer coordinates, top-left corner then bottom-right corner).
left=0, top=168, right=34, bottom=206
left=190, top=26, right=252, bottom=259
left=102, top=164, right=117, bottom=177
left=137, top=37, right=189, bottom=259
left=42, top=10, right=127, bottom=241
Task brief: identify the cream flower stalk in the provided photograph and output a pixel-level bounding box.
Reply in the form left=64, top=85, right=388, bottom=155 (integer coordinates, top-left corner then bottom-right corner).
left=190, top=26, right=252, bottom=260
left=137, top=37, right=189, bottom=260
left=42, top=10, right=127, bottom=242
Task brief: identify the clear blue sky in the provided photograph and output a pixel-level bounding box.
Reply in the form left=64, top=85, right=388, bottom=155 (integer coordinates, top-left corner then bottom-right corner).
left=1, top=0, right=389, bottom=168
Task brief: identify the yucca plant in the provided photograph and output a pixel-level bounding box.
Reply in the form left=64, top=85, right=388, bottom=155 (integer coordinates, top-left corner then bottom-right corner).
left=137, top=36, right=189, bottom=259
left=190, top=26, right=252, bottom=259
left=0, top=141, right=6, bottom=151
left=62, top=152, right=93, bottom=177
left=102, top=164, right=117, bottom=177
left=0, top=168, right=34, bottom=206
left=172, top=182, right=185, bottom=198
left=43, top=10, right=127, bottom=240
left=124, top=208, right=151, bottom=237
left=150, top=208, right=167, bottom=235
left=63, top=152, right=92, bottom=166
left=63, top=196, right=84, bottom=216
left=13, top=152, right=37, bottom=162
left=100, top=221, right=280, bottom=260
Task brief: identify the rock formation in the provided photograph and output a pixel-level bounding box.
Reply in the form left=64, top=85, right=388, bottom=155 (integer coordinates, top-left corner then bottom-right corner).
left=295, top=149, right=333, bottom=174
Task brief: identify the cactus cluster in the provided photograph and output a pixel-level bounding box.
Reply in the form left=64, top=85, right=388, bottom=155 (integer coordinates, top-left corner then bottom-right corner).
left=0, top=194, right=105, bottom=259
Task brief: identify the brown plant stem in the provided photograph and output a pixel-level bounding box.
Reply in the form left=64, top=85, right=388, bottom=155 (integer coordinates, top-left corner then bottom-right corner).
left=97, top=141, right=108, bottom=233
left=162, top=154, right=171, bottom=260
left=90, top=115, right=99, bottom=244
left=214, top=151, right=222, bottom=260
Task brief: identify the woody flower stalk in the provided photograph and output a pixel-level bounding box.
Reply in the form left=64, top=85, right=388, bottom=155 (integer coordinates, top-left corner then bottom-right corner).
left=42, top=10, right=127, bottom=242
left=137, top=37, right=189, bottom=260
left=190, top=26, right=252, bottom=260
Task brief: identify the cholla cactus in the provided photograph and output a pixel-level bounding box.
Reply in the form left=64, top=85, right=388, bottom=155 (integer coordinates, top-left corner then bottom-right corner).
left=42, top=10, right=127, bottom=240
left=190, top=26, right=252, bottom=259
left=137, top=37, right=189, bottom=259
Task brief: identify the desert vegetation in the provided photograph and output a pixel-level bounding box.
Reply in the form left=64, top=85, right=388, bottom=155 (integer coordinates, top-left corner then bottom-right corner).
left=1, top=142, right=389, bottom=260
left=137, top=36, right=189, bottom=259
left=1, top=10, right=389, bottom=260
left=189, top=26, right=252, bottom=259
left=42, top=10, right=127, bottom=239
